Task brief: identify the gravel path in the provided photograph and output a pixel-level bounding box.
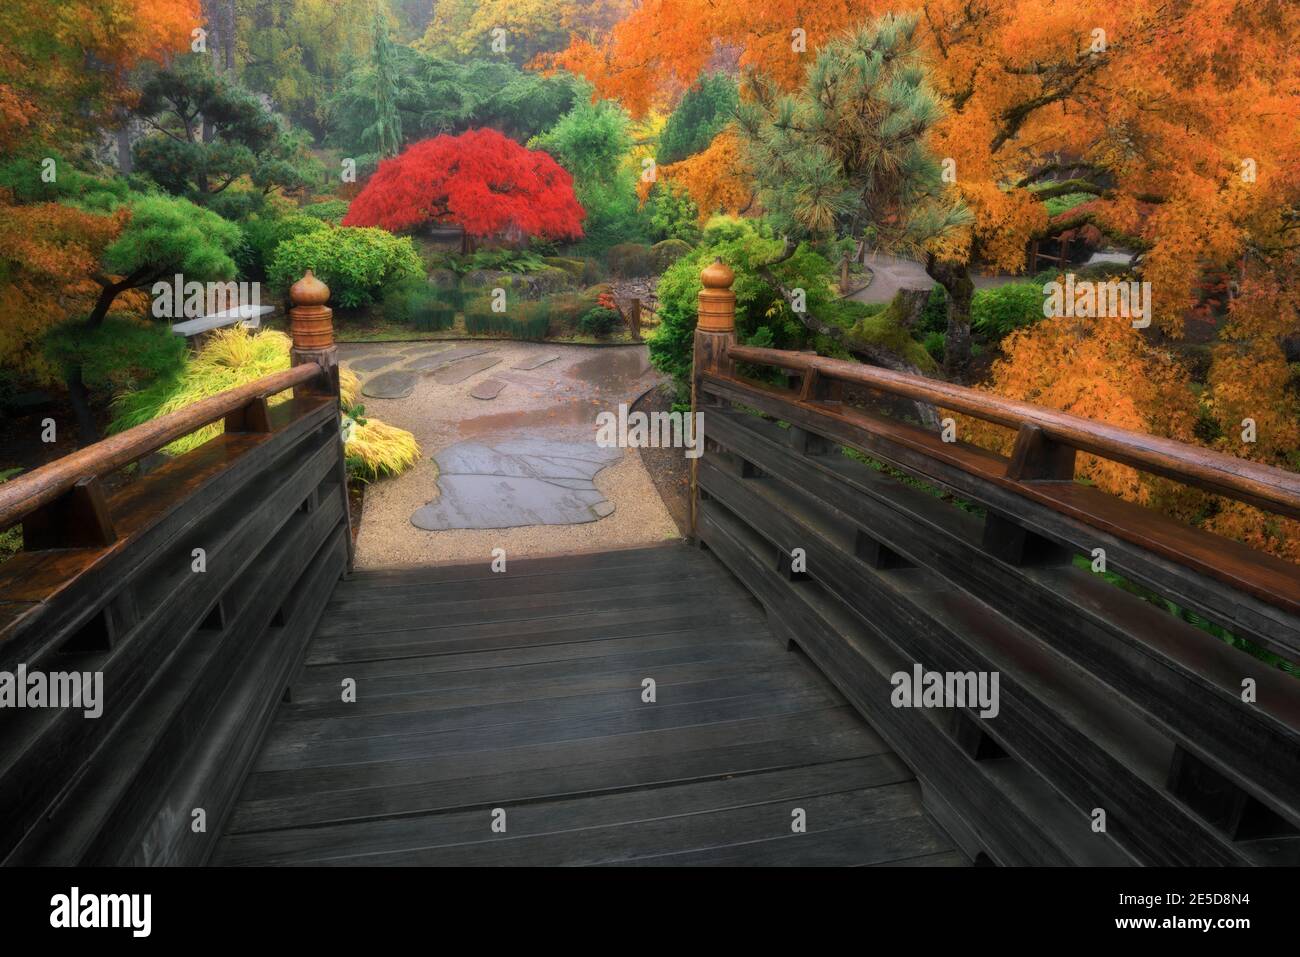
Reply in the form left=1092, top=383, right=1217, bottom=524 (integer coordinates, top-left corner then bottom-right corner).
left=849, top=251, right=1130, bottom=305
left=344, top=340, right=681, bottom=568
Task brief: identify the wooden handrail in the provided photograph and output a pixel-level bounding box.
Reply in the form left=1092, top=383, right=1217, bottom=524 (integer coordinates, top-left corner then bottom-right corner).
left=726, top=344, right=1300, bottom=521
left=0, top=364, right=324, bottom=532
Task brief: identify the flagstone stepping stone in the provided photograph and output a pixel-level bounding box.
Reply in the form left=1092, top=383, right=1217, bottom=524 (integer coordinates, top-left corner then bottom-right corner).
left=430, top=355, right=501, bottom=384
left=469, top=378, right=507, bottom=400
left=512, top=353, right=559, bottom=371
left=349, top=353, right=405, bottom=373
left=406, top=345, right=489, bottom=372
left=400, top=344, right=453, bottom=358
left=412, top=439, right=622, bottom=530
left=361, top=370, right=418, bottom=399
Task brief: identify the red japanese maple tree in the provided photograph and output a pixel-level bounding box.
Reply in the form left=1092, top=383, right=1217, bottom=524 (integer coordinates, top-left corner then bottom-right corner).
left=342, top=129, right=585, bottom=240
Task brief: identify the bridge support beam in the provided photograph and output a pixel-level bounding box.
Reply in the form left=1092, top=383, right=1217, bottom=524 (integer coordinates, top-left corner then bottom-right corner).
left=691, top=258, right=736, bottom=537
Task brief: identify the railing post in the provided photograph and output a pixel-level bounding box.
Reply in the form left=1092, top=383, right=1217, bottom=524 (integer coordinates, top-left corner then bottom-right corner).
left=289, top=270, right=340, bottom=398
left=691, top=258, right=736, bottom=538
left=289, top=270, right=353, bottom=570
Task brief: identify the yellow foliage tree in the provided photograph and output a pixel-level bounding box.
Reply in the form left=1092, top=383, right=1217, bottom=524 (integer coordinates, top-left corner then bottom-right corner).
left=644, top=129, right=752, bottom=223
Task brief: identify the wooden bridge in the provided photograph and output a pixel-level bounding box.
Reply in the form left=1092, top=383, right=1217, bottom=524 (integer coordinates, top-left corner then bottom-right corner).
left=0, top=265, right=1297, bottom=867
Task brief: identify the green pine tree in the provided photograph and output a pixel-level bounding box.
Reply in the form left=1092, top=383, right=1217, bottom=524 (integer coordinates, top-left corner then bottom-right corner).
left=369, top=7, right=403, bottom=158
left=734, top=12, right=969, bottom=388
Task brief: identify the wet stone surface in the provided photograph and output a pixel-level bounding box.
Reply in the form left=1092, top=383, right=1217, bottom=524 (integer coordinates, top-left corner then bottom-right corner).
left=411, top=438, right=622, bottom=530
left=362, top=370, right=418, bottom=399
left=469, top=378, right=507, bottom=400
left=350, top=353, right=405, bottom=373
left=406, top=345, right=489, bottom=372
left=430, top=354, right=501, bottom=384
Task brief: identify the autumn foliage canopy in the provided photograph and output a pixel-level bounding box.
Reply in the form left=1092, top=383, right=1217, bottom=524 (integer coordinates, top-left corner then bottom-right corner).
left=342, top=129, right=585, bottom=241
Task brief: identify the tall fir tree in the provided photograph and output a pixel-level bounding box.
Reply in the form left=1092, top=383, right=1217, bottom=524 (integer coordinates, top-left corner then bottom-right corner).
left=369, top=7, right=403, bottom=159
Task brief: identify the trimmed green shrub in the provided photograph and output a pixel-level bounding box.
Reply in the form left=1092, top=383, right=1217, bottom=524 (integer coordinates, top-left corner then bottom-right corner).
left=970, top=282, right=1044, bottom=339
left=607, top=242, right=655, bottom=278
left=464, top=298, right=550, bottom=338
left=300, top=199, right=350, bottom=224
left=237, top=213, right=329, bottom=281
left=921, top=280, right=1055, bottom=342
left=579, top=306, right=622, bottom=337
left=45, top=317, right=187, bottom=396
left=268, top=225, right=423, bottom=307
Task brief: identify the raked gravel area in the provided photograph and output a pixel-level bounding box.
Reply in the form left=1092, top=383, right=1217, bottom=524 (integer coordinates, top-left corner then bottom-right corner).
left=343, top=340, right=681, bottom=568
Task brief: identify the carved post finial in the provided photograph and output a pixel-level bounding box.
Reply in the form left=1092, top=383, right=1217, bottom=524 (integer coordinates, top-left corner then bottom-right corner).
left=689, top=258, right=737, bottom=538
left=697, top=257, right=736, bottom=333
left=288, top=270, right=340, bottom=399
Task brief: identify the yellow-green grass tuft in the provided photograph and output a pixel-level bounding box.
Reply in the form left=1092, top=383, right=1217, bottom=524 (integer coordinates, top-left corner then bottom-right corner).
left=110, top=327, right=420, bottom=480
left=346, top=417, right=422, bottom=483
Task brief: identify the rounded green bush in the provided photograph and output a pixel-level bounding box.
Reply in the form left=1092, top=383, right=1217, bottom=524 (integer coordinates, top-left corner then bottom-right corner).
left=579, top=306, right=622, bottom=337
left=268, top=225, right=424, bottom=308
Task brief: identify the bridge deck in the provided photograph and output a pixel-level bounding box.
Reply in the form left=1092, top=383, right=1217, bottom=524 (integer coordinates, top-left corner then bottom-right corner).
left=214, top=543, right=964, bottom=866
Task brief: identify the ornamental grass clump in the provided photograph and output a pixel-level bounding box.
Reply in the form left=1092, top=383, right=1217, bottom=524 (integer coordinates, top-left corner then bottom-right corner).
left=110, top=327, right=419, bottom=481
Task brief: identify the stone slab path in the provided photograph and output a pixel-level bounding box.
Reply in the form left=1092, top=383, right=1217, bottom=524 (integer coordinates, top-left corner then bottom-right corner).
left=469, top=378, right=507, bottom=400
left=513, top=354, right=559, bottom=371
left=350, top=353, right=405, bottom=373
left=430, top=355, right=501, bottom=384
left=406, top=345, right=489, bottom=372
left=362, top=370, right=418, bottom=400
left=340, top=340, right=679, bottom=568
left=411, top=439, right=622, bottom=530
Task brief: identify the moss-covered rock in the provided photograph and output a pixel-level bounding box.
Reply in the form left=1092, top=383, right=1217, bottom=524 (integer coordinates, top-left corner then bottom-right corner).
left=543, top=256, right=586, bottom=280
left=843, top=294, right=938, bottom=372
left=607, top=242, right=656, bottom=278
left=651, top=238, right=692, bottom=272
left=461, top=265, right=577, bottom=300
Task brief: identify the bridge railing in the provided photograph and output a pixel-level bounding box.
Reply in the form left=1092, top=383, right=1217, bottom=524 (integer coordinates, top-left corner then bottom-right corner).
left=688, top=258, right=1300, bottom=866
left=0, top=272, right=350, bottom=866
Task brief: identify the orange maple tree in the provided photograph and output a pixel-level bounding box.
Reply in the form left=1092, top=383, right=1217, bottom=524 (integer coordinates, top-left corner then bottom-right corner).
left=557, top=0, right=1300, bottom=561
left=0, top=194, right=127, bottom=382
left=0, top=0, right=200, bottom=153
left=639, top=128, right=753, bottom=222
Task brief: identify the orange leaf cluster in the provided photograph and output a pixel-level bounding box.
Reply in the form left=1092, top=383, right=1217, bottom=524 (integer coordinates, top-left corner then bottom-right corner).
left=0, top=194, right=126, bottom=382
left=958, top=314, right=1199, bottom=505
left=0, top=0, right=199, bottom=152
left=648, top=129, right=752, bottom=222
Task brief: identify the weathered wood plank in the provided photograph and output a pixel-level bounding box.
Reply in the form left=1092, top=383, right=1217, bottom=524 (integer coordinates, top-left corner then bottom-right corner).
left=227, top=708, right=886, bottom=833
left=214, top=755, right=911, bottom=865
left=704, top=409, right=1300, bottom=835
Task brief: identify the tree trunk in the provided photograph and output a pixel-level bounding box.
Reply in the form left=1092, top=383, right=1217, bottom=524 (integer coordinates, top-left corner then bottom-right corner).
left=926, top=255, right=975, bottom=381
left=895, top=287, right=930, bottom=332
left=65, top=365, right=99, bottom=445
left=115, top=123, right=134, bottom=174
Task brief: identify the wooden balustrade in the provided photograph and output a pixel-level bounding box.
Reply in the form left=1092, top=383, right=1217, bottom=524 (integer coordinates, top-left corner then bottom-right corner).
left=0, top=273, right=350, bottom=866
left=724, top=343, right=1300, bottom=520
left=688, top=259, right=1300, bottom=867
